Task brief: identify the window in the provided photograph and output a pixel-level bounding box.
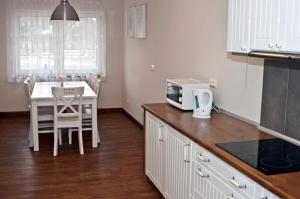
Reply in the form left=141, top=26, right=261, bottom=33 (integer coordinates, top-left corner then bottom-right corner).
left=6, top=0, right=106, bottom=82
left=18, top=15, right=56, bottom=72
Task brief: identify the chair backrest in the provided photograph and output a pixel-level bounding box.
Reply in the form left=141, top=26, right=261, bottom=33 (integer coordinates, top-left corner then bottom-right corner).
left=87, top=74, right=97, bottom=86
left=23, top=78, right=31, bottom=106
left=23, top=77, right=35, bottom=106
left=56, top=75, right=73, bottom=82
left=91, top=79, right=102, bottom=98
left=28, top=77, right=35, bottom=90
left=57, top=75, right=64, bottom=82
left=51, top=87, right=85, bottom=122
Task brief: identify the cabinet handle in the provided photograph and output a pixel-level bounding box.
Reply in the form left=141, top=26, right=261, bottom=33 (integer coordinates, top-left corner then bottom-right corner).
left=229, top=177, right=247, bottom=189
left=195, top=169, right=210, bottom=178
left=261, top=197, right=268, bottom=199
left=197, top=154, right=210, bottom=162
left=158, top=125, right=164, bottom=142
left=227, top=194, right=234, bottom=199
left=184, top=143, right=191, bottom=163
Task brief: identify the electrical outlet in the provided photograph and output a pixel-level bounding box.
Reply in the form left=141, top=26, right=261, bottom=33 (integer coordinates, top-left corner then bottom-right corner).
left=151, top=65, right=156, bottom=71
left=209, top=78, right=217, bottom=88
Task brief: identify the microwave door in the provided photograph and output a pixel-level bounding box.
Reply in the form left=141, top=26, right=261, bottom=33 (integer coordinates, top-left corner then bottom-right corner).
left=167, top=84, right=182, bottom=104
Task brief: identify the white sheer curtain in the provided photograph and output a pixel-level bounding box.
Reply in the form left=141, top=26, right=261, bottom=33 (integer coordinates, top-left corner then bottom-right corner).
left=6, top=0, right=106, bottom=82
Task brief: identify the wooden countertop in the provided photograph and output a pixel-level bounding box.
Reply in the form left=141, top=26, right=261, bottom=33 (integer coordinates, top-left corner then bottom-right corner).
left=142, top=103, right=300, bottom=199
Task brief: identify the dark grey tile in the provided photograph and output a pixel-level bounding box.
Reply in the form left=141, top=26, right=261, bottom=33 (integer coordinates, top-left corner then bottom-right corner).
left=260, top=59, right=289, bottom=133
left=285, top=61, right=300, bottom=140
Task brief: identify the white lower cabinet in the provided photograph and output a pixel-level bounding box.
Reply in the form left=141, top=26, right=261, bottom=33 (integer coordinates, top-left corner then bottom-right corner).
left=192, top=143, right=255, bottom=199
left=164, top=126, right=191, bottom=199
left=190, top=161, right=244, bottom=199
left=145, top=112, right=165, bottom=194
left=145, top=112, right=280, bottom=199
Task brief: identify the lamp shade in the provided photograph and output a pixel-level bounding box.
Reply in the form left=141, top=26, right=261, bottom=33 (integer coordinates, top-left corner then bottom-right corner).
left=50, top=0, right=79, bottom=21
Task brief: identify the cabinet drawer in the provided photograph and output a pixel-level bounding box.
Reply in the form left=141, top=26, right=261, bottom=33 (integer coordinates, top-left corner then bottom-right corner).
left=191, top=161, right=245, bottom=199
left=192, top=143, right=255, bottom=198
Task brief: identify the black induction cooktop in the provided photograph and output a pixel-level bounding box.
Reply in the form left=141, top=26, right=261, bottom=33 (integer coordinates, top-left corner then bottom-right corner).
left=216, top=138, right=300, bottom=175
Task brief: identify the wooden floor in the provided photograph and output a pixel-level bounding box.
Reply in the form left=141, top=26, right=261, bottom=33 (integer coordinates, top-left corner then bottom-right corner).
left=0, top=112, right=162, bottom=199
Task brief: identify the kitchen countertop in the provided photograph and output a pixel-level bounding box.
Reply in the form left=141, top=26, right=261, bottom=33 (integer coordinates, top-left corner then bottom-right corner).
left=142, top=103, right=300, bottom=199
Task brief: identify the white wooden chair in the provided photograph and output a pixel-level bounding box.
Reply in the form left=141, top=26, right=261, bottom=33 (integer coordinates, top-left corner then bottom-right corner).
left=24, top=77, right=56, bottom=147
left=87, top=74, right=98, bottom=87
left=68, top=79, right=101, bottom=145
left=52, top=87, right=85, bottom=156
left=83, top=74, right=97, bottom=110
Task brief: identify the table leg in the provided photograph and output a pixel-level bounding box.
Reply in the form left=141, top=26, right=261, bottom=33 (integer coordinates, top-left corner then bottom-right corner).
left=32, top=101, right=39, bottom=151
left=92, top=99, right=98, bottom=148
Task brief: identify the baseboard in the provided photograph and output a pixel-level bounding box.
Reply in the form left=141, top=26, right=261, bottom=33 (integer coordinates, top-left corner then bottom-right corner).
left=121, top=109, right=144, bottom=129
left=0, top=111, right=30, bottom=118
left=0, top=108, right=144, bottom=130
left=0, top=108, right=123, bottom=118
left=97, top=108, right=123, bottom=114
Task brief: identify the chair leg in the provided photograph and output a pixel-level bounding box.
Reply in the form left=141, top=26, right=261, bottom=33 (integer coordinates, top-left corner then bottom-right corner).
left=97, top=130, right=100, bottom=143
left=29, top=130, right=33, bottom=148
left=28, top=121, right=33, bottom=147
left=58, top=129, right=62, bottom=145
left=53, top=128, right=58, bottom=157
left=28, top=125, right=32, bottom=141
left=68, top=129, right=72, bottom=145
left=78, top=127, right=84, bottom=155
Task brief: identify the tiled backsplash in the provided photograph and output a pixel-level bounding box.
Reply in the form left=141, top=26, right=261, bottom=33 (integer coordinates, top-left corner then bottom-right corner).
left=261, top=59, right=300, bottom=140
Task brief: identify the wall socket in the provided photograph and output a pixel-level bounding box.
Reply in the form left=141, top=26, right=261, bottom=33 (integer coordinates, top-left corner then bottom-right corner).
left=209, top=78, right=217, bottom=88
left=151, top=65, right=156, bottom=71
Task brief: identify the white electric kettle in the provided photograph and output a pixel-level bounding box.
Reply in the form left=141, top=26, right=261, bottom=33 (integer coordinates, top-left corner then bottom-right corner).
left=192, top=88, right=213, bottom=119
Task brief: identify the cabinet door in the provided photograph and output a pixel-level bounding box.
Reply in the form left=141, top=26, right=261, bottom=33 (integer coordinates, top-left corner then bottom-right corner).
left=145, top=112, right=165, bottom=194
left=190, top=161, right=245, bottom=199
left=283, top=0, right=300, bottom=52
left=164, top=127, right=191, bottom=199
left=227, top=0, right=251, bottom=53
left=276, top=0, right=287, bottom=51
left=251, top=0, right=281, bottom=51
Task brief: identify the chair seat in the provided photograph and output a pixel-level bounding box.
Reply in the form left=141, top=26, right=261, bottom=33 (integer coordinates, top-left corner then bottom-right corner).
left=38, top=115, right=53, bottom=121
left=38, top=106, right=53, bottom=110
left=69, top=105, right=92, bottom=116
left=83, top=104, right=91, bottom=109
left=37, top=106, right=54, bottom=121
left=57, top=116, right=80, bottom=122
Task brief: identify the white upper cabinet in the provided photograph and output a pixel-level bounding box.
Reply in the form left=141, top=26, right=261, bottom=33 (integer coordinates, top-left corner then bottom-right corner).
left=227, top=0, right=252, bottom=53
left=250, top=0, right=278, bottom=51
left=227, top=0, right=300, bottom=53
left=250, top=0, right=287, bottom=51
left=284, top=0, right=300, bottom=52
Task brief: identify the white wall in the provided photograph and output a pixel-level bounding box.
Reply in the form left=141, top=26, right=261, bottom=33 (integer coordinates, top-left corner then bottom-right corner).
left=0, top=0, right=265, bottom=125
left=0, top=0, right=124, bottom=112
left=123, top=0, right=264, bottom=124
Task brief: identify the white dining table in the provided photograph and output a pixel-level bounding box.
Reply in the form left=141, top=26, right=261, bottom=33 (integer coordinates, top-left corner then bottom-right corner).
left=30, top=81, right=99, bottom=151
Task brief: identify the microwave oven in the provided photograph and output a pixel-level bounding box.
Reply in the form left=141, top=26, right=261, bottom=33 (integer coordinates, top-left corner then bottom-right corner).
left=166, top=78, right=209, bottom=110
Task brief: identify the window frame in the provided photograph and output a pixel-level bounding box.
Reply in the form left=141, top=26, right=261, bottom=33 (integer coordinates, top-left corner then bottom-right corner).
left=14, top=10, right=106, bottom=76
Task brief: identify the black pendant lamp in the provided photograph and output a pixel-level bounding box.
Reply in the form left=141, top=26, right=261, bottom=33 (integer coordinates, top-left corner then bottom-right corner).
left=50, top=0, right=80, bottom=21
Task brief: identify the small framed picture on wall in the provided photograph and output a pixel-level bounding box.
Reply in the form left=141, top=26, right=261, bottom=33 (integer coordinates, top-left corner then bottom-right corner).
left=127, top=6, right=136, bottom=38
left=127, top=4, right=147, bottom=39
left=135, top=4, right=147, bottom=39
